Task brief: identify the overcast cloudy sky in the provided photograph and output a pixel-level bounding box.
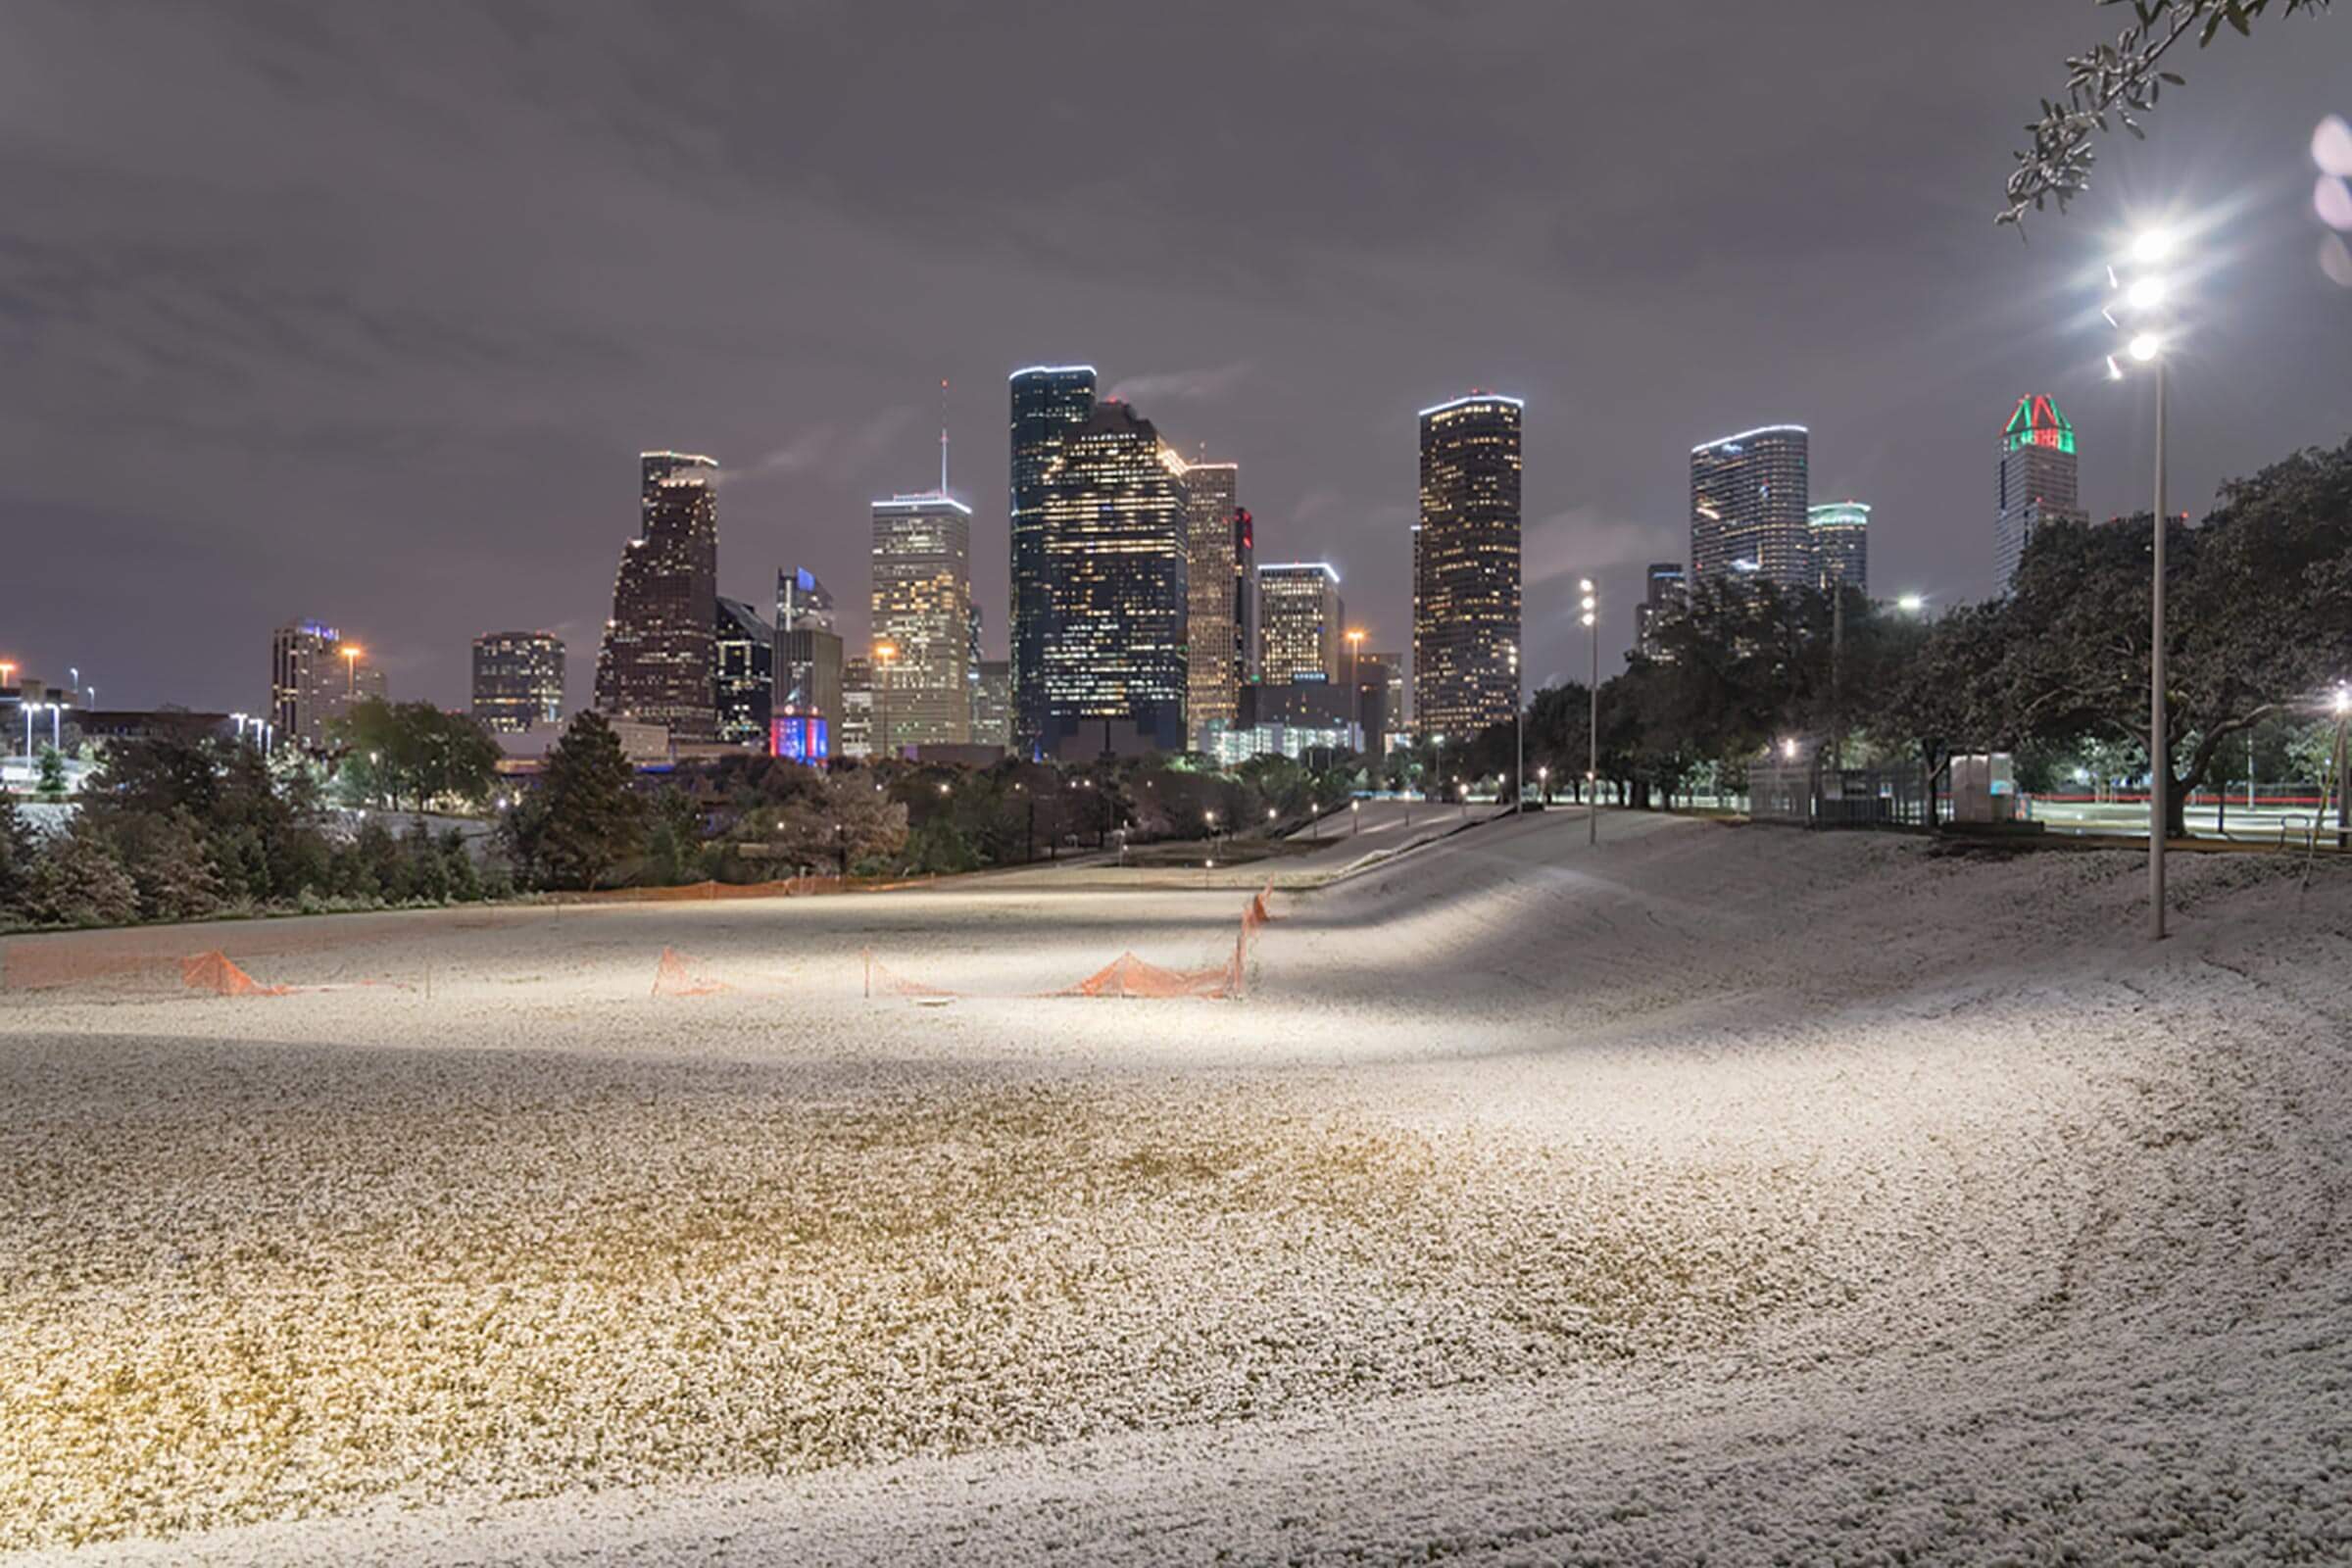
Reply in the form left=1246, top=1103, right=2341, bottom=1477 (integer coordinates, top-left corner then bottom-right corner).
left=3, top=0, right=2346, bottom=707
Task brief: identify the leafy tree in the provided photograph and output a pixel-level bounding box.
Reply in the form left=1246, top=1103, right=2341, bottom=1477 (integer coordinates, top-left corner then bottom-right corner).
left=0, top=790, right=33, bottom=913
left=2001, top=0, right=2333, bottom=229
left=500, top=711, right=647, bottom=890
left=331, top=699, right=502, bottom=812
left=34, top=745, right=68, bottom=800
left=111, top=808, right=225, bottom=922
left=727, top=770, right=905, bottom=876
left=18, top=822, right=140, bottom=927
left=641, top=785, right=709, bottom=886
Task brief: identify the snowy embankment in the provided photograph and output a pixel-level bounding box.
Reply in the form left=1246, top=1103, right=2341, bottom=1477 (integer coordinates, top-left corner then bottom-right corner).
left=3, top=813, right=2348, bottom=1563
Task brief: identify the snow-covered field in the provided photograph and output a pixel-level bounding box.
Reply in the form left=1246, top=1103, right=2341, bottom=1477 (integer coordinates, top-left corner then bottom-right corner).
left=4, top=811, right=2349, bottom=1564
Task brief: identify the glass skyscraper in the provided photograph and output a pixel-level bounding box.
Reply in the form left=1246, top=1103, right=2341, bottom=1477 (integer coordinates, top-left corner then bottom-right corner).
left=870, top=493, right=974, bottom=750
left=470, top=631, right=564, bottom=733
left=1007, top=366, right=1097, bottom=757
left=1257, top=562, right=1344, bottom=684
left=1807, top=502, right=1870, bottom=596
left=1176, top=458, right=1245, bottom=747
left=1994, top=394, right=2085, bottom=595
left=772, top=566, right=841, bottom=761
left=1038, top=401, right=1190, bottom=756
left=1690, top=424, right=1810, bottom=589
left=713, top=597, right=772, bottom=750
left=1412, top=394, right=1522, bottom=740
left=594, top=451, right=719, bottom=743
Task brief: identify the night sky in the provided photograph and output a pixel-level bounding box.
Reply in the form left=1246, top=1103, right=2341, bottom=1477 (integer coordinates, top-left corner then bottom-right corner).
left=5, top=1, right=2347, bottom=710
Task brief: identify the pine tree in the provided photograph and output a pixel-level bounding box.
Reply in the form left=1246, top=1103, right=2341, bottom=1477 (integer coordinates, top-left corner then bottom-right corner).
left=505, top=711, right=647, bottom=890
left=0, top=789, right=33, bottom=914
left=19, top=823, right=140, bottom=927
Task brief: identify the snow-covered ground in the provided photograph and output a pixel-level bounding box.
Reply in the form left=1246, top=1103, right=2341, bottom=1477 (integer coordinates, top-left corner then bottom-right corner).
left=4, top=811, right=2349, bottom=1564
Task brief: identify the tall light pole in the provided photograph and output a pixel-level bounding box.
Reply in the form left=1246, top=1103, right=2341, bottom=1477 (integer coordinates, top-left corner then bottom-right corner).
left=1346, top=628, right=1366, bottom=754
left=2331, top=684, right=2349, bottom=852
left=2106, top=226, right=2176, bottom=940
left=1509, top=639, right=1524, bottom=815
left=1580, top=579, right=1599, bottom=844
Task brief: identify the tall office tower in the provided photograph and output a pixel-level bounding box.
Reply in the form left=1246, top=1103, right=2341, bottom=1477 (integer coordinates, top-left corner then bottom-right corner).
left=840, top=656, right=873, bottom=758
left=967, top=605, right=985, bottom=733
left=470, top=631, right=565, bottom=733
left=1257, top=563, right=1345, bottom=683
left=713, top=597, right=773, bottom=749
left=1353, top=650, right=1396, bottom=750
left=270, top=619, right=384, bottom=750
left=1038, top=401, right=1191, bottom=756
left=870, top=492, right=974, bottom=751
left=1367, top=649, right=1406, bottom=738
left=1690, top=424, right=1810, bottom=588
left=1634, top=562, right=1688, bottom=660
left=772, top=566, right=843, bottom=761
left=1808, top=502, right=1870, bottom=596
left=1176, top=459, right=1245, bottom=747
left=971, top=660, right=1012, bottom=751
left=1994, top=394, right=2085, bottom=594
left=1412, top=393, right=1523, bottom=739
left=1008, top=365, right=1098, bottom=756
left=594, top=451, right=719, bottom=743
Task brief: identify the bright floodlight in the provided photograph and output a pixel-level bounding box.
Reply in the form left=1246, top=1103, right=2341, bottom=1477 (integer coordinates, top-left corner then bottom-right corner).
left=1580, top=612, right=1594, bottom=627
left=2335, top=685, right=2351, bottom=714
left=2129, top=228, right=2174, bottom=265
left=1578, top=578, right=1594, bottom=593
left=1897, top=593, right=1925, bottom=612
left=1580, top=595, right=1595, bottom=612
left=1781, top=738, right=1798, bottom=760
left=2126, top=276, right=2167, bottom=312
left=2129, top=333, right=2162, bottom=363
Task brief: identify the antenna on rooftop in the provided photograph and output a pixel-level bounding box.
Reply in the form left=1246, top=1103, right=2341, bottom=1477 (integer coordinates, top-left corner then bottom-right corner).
left=939, top=378, right=951, bottom=496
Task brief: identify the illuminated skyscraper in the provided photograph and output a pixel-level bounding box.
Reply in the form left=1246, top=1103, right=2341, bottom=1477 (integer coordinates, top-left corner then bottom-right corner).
left=1039, top=401, right=1190, bottom=756
left=713, top=598, right=772, bottom=749
left=470, top=631, right=564, bottom=733
left=1257, top=563, right=1344, bottom=684
left=1176, top=459, right=1246, bottom=746
left=270, top=619, right=383, bottom=750
left=1807, top=502, right=1870, bottom=596
left=1413, top=394, right=1522, bottom=739
left=1994, top=394, right=2085, bottom=594
left=595, top=451, right=718, bottom=743
left=870, top=492, right=973, bottom=749
left=1008, top=366, right=1097, bottom=755
left=1635, top=562, right=1687, bottom=660
left=1690, top=424, right=1809, bottom=589
left=772, top=566, right=841, bottom=761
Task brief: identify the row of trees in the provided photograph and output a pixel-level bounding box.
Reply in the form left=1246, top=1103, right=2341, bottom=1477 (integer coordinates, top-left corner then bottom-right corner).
left=1438, top=436, right=2352, bottom=835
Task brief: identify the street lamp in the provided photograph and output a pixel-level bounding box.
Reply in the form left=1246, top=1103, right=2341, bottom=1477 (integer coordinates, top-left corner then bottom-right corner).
left=1346, top=628, right=1366, bottom=753
left=341, top=644, right=364, bottom=699
left=1581, top=579, right=1599, bottom=844
left=1896, top=593, right=1927, bottom=615
left=1508, top=638, right=1524, bottom=815
left=1538, top=763, right=1549, bottom=805
left=2331, top=683, right=2350, bottom=852
left=872, top=641, right=899, bottom=760
left=2104, top=225, right=2178, bottom=940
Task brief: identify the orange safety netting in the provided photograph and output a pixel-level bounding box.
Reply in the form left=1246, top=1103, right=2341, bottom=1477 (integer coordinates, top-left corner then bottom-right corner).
left=1053, top=951, right=1236, bottom=999
left=651, top=946, right=735, bottom=997
left=180, top=951, right=291, bottom=998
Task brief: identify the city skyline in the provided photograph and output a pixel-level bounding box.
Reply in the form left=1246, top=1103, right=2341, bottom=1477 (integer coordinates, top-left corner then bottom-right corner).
left=4, top=6, right=2346, bottom=712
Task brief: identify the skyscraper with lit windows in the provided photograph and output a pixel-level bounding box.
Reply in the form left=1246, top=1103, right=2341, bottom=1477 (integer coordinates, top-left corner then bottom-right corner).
left=1008, top=366, right=1097, bottom=755
left=1038, top=401, right=1190, bottom=756
left=1412, top=393, right=1522, bottom=739
left=1994, top=394, right=2086, bottom=594
left=1690, top=424, right=1810, bottom=588
left=595, top=451, right=718, bottom=743
left=470, top=631, right=564, bottom=733
left=1807, top=502, right=1870, bottom=596
left=772, top=567, right=841, bottom=762
left=871, top=492, right=974, bottom=750
left=1257, top=563, right=1344, bottom=684
left=1176, top=458, right=1246, bottom=746
left=713, top=598, right=772, bottom=749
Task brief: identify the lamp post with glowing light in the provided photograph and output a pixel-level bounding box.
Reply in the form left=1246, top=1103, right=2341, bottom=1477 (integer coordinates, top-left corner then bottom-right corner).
left=341, top=644, right=364, bottom=699
left=1580, top=580, right=1599, bottom=844
left=1509, top=638, right=1524, bottom=815
left=2331, top=684, right=2350, bottom=852
left=2104, top=226, right=2177, bottom=938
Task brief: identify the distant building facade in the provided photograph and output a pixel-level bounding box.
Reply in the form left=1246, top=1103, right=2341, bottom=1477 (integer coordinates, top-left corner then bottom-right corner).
left=1690, top=424, right=1810, bottom=589
left=1808, top=502, right=1870, bottom=596
left=595, top=451, right=719, bottom=744
left=1008, top=365, right=1098, bottom=756
left=1178, top=460, right=1246, bottom=748
left=773, top=566, right=842, bottom=762
left=1258, top=563, right=1344, bottom=685
left=470, top=631, right=564, bottom=734
left=1635, top=563, right=1687, bottom=660
left=713, top=597, right=772, bottom=749
left=270, top=619, right=383, bottom=750
left=1994, top=394, right=2086, bottom=594
left=971, top=659, right=1012, bottom=752
left=1038, top=401, right=1191, bottom=757
left=1413, top=394, right=1523, bottom=740
left=1367, top=648, right=1406, bottom=740
left=870, top=493, right=973, bottom=750
left=839, top=656, right=873, bottom=759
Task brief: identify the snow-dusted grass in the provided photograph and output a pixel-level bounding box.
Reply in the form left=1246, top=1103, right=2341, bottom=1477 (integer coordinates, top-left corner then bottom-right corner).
left=4, top=813, right=2349, bottom=1563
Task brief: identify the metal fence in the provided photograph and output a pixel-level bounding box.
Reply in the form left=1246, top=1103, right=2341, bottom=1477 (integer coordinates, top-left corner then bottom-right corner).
left=1748, top=761, right=1930, bottom=830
